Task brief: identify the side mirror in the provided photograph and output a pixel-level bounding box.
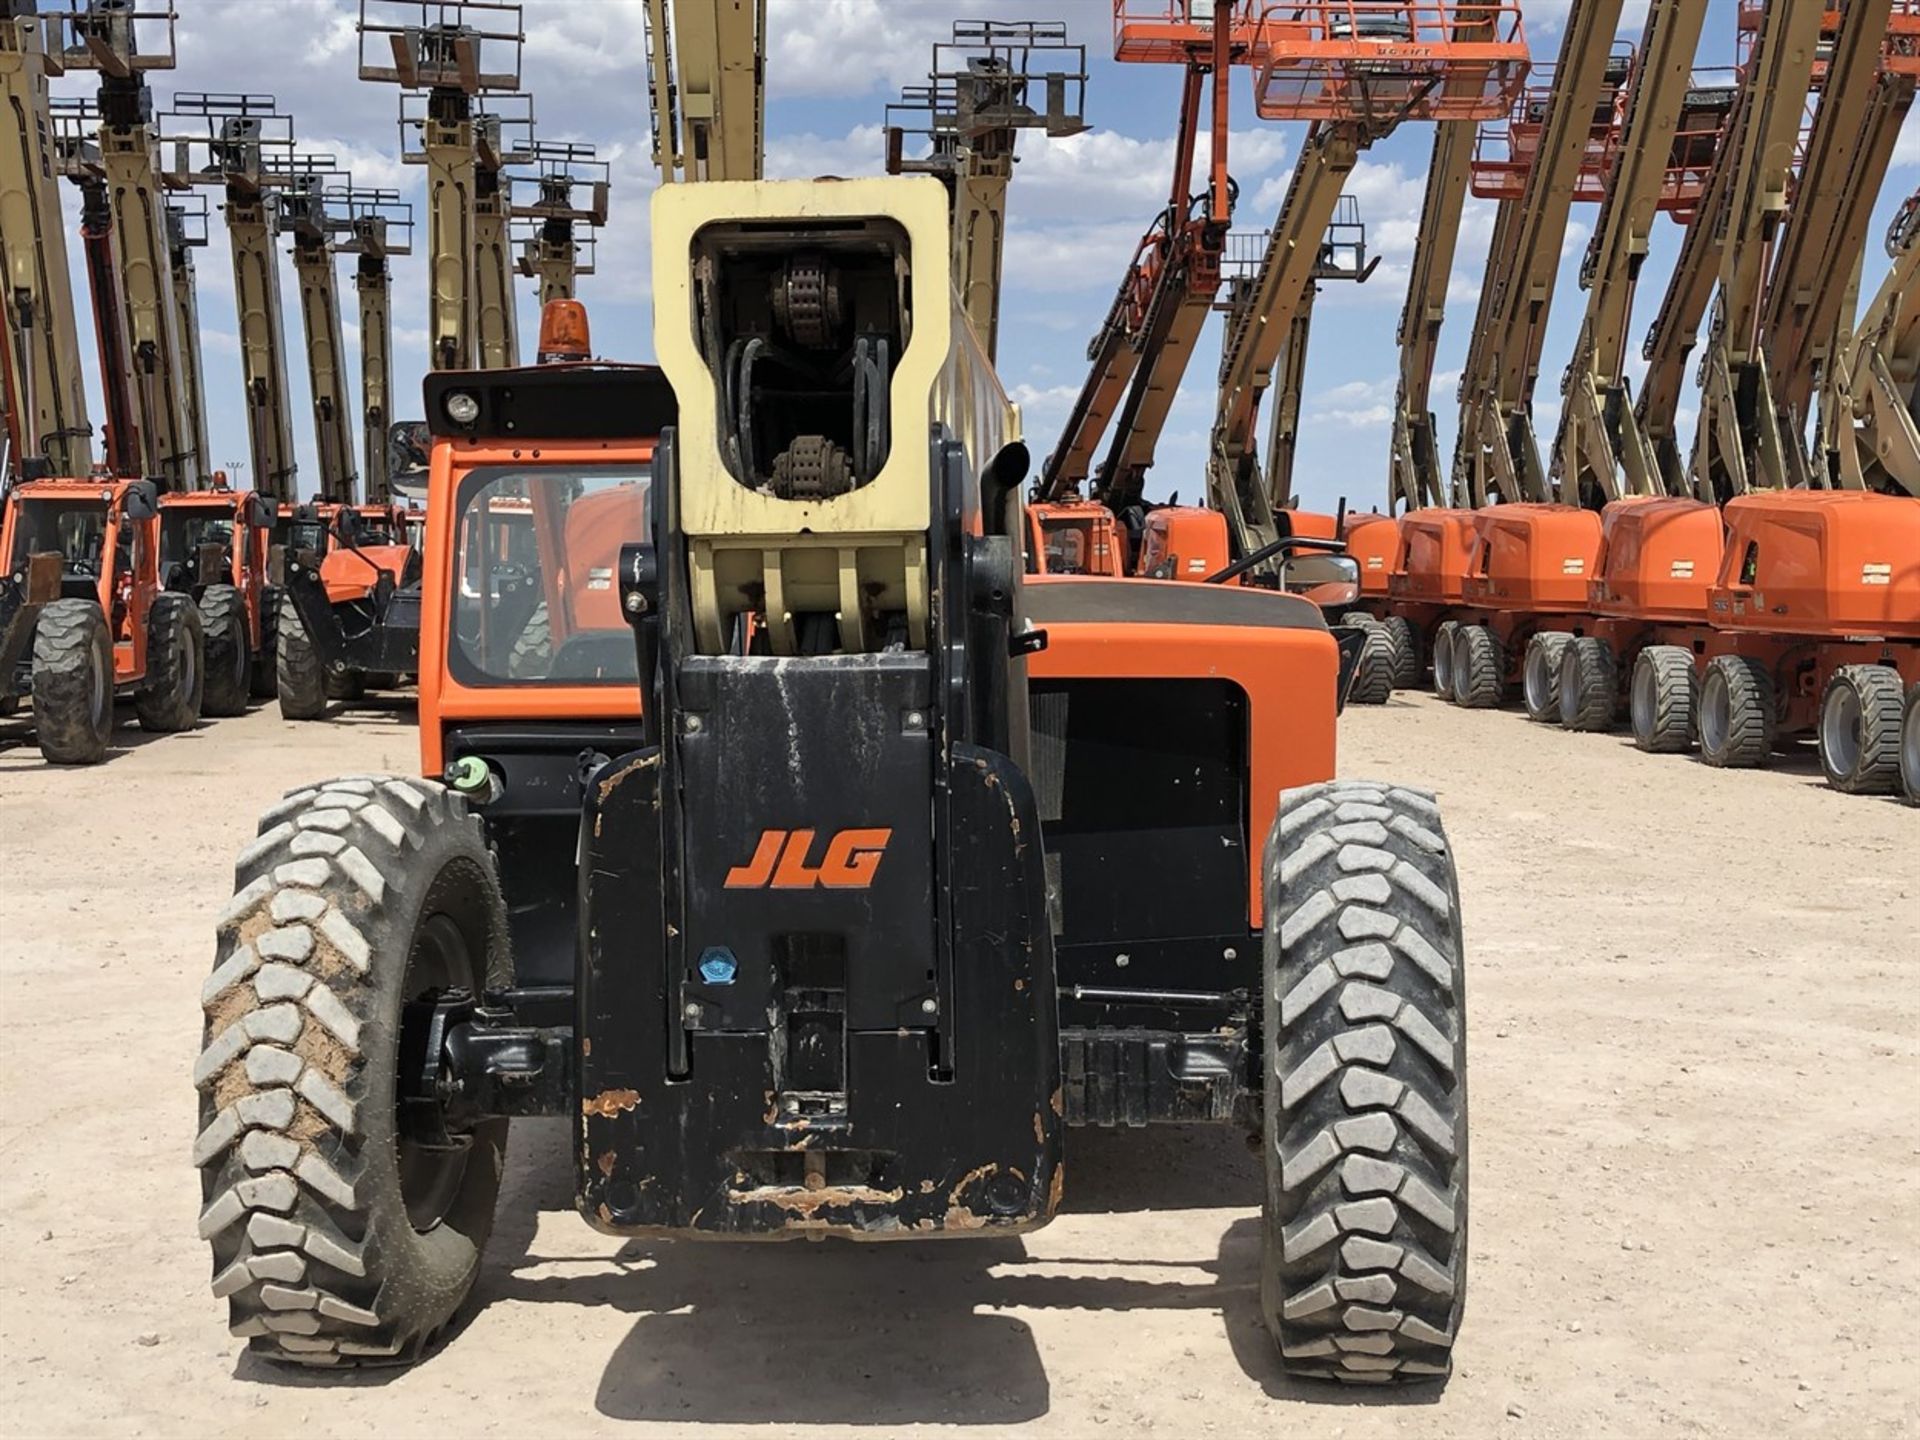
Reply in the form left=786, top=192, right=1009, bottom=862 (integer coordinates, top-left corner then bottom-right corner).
left=122, top=480, right=160, bottom=522
left=1275, top=551, right=1361, bottom=611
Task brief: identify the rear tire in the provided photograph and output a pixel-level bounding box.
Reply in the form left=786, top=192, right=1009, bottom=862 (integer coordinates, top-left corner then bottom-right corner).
left=1521, top=632, right=1571, bottom=723
left=277, top=595, right=328, bottom=721
left=1430, top=621, right=1459, bottom=699
left=1261, top=781, right=1467, bottom=1384
left=251, top=593, right=279, bottom=700
left=1557, top=637, right=1617, bottom=732
left=1349, top=626, right=1396, bottom=706
left=134, top=592, right=205, bottom=733
left=1451, top=626, right=1502, bottom=709
left=201, top=584, right=253, bottom=717
left=196, top=776, right=508, bottom=1367
left=1817, top=664, right=1904, bottom=795
left=30, top=598, right=113, bottom=765
left=1379, top=615, right=1421, bottom=689
left=507, top=601, right=553, bottom=680
left=1900, top=684, right=1919, bottom=805
left=1698, top=654, right=1774, bottom=768
left=1630, top=646, right=1695, bottom=754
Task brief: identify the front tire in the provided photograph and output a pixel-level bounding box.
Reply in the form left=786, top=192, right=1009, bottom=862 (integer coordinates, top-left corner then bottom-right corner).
left=1451, top=625, right=1503, bottom=709
left=1379, top=615, right=1422, bottom=689
left=31, top=598, right=114, bottom=765
left=277, top=595, right=328, bottom=720
left=1349, top=626, right=1396, bottom=706
left=1900, top=684, right=1919, bottom=805
left=1631, top=646, right=1695, bottom=754
left=1817, top=664, right=1903, bottom=795
left=196, top=776, right=508, bottom=1366
left=200, top=584, right=253, bottom=717
left=1698, top=654, right=1774, bottom=768
left=133, top=592, right=205, bottom=733
left=1261, top=781, right=1467, bottom=1384
left=1557, top=637, right=1618, bottom=733
left=1521, top=632, right=1571, bottom=723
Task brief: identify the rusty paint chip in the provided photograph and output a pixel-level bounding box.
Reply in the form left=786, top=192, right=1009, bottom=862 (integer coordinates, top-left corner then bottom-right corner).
left=582, top=1088, right=641, bottom=1118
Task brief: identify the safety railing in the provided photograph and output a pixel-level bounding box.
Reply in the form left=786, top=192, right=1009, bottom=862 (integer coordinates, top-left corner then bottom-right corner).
left=1249, top=2, right=1529, bottom=124
left=1467, top=46, right=1631, bottom=202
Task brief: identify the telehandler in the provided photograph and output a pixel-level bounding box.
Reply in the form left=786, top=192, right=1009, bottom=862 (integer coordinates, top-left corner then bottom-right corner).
left=195, top=177, right=1469, bottom=1386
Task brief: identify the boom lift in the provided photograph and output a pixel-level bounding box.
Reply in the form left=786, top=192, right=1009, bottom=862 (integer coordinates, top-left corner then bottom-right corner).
left=51, top=0, right=201, bottom=487
left=511, top=140, right=607, bottom=307
left=644, top=0, right=764, bottom=184
left=357, top=0, right=524, bottom=372
left=883, top=20, right=1089, bottom=365
left=195, top=172, right=1472, bottom=1390
left=164, top=92, right=299, bottom=502
left=0, top=0, right=93, bottom=480
left=279, top=153, right=359, bottom=505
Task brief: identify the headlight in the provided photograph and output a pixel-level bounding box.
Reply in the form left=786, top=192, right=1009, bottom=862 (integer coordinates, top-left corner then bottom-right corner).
left=443, top=391, right=481, bottom=426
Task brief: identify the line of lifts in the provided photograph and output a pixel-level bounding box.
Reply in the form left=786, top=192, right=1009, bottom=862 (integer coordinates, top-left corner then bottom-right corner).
left=3, top=0, right=1918, bottom=807
left=0, top=0, right=610, bottom=754
left=1019, top=0, right=1920, bottom=804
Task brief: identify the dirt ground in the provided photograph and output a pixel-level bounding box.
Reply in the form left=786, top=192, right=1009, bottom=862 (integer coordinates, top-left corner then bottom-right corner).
left=1, top=691, right=1915, bottom=1439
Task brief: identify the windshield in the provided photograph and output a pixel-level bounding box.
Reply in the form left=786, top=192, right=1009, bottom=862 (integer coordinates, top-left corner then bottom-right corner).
left=9, top=498, right=109, bottom=574
left=160, top=508, right=234, bottom=569
left=451, top=466, right=651, bottom=685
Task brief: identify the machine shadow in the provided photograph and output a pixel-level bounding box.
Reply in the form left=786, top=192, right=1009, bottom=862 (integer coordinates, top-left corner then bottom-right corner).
left=460, top=1120, right=1432, bottom=1422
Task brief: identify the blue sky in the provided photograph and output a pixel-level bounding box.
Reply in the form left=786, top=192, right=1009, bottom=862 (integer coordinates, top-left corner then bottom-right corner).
left=47, top=0, right=1920, bottom=513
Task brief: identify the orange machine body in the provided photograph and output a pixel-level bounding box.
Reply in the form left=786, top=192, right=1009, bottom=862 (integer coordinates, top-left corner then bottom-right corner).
left=1135, top=504, right=1233, bottom=581
left=2, top=476, right=162, bottom=685
left=1707, top=491, right=1920, bottom=641
left=159, top=486, right=277, bottom=652
left=1588, top=495, right=1722, bottom=623
left=1025, top=573, right=1340, bottom=926
left=1343, top=512, right=1403, bottom=600
left=1390, top=507, right=1477, bottom=605
left=1028, top=499, right=1127, bottom=577
left=1459, top=503, right=1604, bottom=611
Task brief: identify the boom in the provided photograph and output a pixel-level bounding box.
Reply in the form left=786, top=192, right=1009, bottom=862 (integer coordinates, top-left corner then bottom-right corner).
left=1756, top=1, right=1915, bottom=485
left=1388, top=122, right=1474, bottom=514
left=57, top=0, right=198, bottom=487
left=1552, top=0, right=1717, bottom=507
left=645, top=0, right=765, bottom=184
left=281, top=156, right=358, bottom=503
left=1822, top=190, right=1920, bottom=495
left=332, top=186, right=412, bottom=501
left=1451, top=0, right=1631, bottom=507
left=358, top=0, right=524, bottom=372
left=163, top=193, right=211, bottom=488
left=0, top=0, right=93, bottom=477
left=885, top=21, right=1088, bottom=363
left=165, top=92, right=299, bottom=501
left=1685, top=2, right=1828, bottom=501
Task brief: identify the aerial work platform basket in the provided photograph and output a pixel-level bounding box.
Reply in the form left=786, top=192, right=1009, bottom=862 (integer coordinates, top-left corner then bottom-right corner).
left=1468, top=47, right=1632, bottom=202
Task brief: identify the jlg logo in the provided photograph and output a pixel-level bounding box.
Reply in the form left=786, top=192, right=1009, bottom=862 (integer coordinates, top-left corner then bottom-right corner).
left=724, top=828, right=893, bottom=890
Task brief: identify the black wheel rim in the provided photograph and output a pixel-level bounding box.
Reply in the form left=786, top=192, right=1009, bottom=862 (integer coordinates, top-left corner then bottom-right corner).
left=396, top=912, right=477, bottom=1234
left=89, top=642, right=109, bottom=729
